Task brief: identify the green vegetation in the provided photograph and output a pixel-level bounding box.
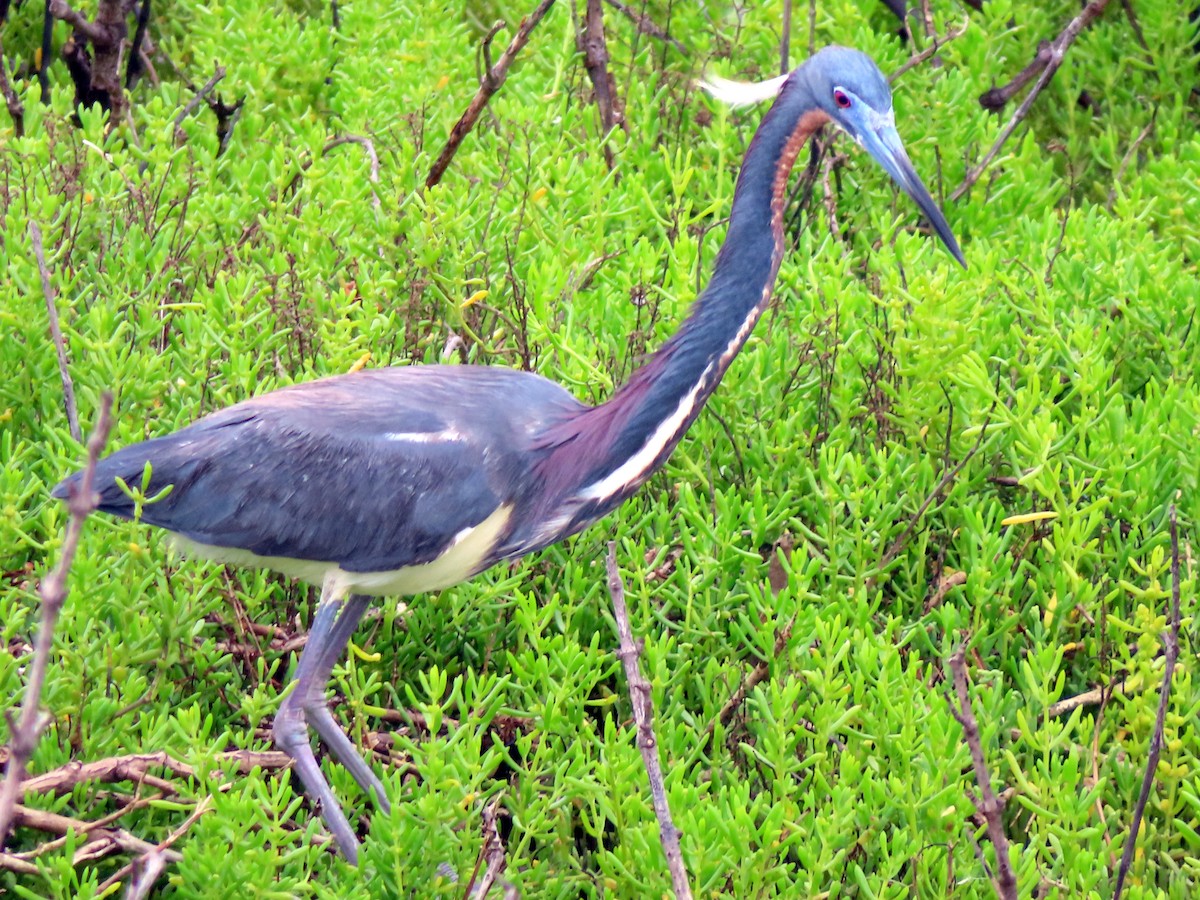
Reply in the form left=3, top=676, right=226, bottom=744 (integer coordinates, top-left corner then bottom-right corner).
left=2, top=0, right=1197, bottom=896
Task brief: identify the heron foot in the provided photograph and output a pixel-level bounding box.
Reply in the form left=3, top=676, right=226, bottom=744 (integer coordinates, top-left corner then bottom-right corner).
left=273, top=700, right=362, bottom=864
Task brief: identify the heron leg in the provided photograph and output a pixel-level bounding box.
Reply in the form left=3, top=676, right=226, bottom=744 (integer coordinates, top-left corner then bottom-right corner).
left=299, top=594, right=392, bottom=814
left=273, top=582, right=361, bottom=864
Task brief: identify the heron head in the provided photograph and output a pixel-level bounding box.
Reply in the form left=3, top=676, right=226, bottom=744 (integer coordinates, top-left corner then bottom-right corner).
left=800, top=46, right=965, bottom=267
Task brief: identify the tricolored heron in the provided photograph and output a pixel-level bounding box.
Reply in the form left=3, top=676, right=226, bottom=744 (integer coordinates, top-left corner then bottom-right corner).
left=54, top=47, right=963, bottom=864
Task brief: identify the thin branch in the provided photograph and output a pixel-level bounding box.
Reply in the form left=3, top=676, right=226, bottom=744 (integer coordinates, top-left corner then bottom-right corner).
left=125, top=0, right=152, bottom=89
left=425, top=0, right=555, bottom=189
left=324, top=134, right=381, bottom=212
left=1113, top=504, right=1183, bottom=899
left=0, top=394, right=113, bottom=850
left=38, top=0, right=53, bottom=103
left=605, top=543, right=693, bottom=899
left=876, top=394, right=997, bottom=576
left=96, top=796, right=212, bottom=896
left=0, top=32, right=24, bottom=137
left=779, top=0, right=791, bottom=75
left=706, top=612, right=796, bottom=737
left=463, top=797, right=514, bottom=899
left=601, top=0, right=686, bottom=53
left=30, top=221, right=82, bottom=443
left=172, top=64, right=225, bottom=143
left=953, top=0, right=1112, bottom=202
left=581, top=0, right=619, bottom=173
left=1106, top=110, right=1156, bottom=212
left=948, top=647, right=1018, bottom=900
left=890, top=18, right=970, bottom=83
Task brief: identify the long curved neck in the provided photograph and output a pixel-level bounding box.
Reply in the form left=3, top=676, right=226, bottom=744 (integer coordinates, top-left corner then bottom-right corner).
left=519, top=85, right=828, bottom=551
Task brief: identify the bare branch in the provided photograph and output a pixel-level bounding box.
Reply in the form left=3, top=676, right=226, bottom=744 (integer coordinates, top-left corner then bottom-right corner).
left=0, top=394, right=114, bottom=851
left=1114, top=504, right=1183, bottom=899
left=601, top=0, right=686, bottom=53
left=425, top=0, right=555, bottom=189
left=948, top=647, right=1018, bottom=900
left=173, top=64, right=226, bottom=143
left=125, top=0, right=152, bottom=90
left=953, top=0, right=1112, bottom=202
left=876, top=393, right=997, bottom=577
left=0, top=32, right=24, bottom=137
left=324, top=134, right=381, bottom=212
left=890, top=18, right=970, bottom=83
left=97, top=796, right=212, bottom=896
left=30, top=221, right=82, bottom=443
left=580, top=0, right=620, bottom=173
left=605, top=543, right=693, bottom=899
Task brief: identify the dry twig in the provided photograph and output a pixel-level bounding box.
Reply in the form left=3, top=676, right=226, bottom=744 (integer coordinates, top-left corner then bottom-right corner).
left=173, top=64, right=226, bottom=143
left=0, top=394, right=114, bottom=850
left=96, top=796, right=213, bottom=896
left=580, top=0, right=619, bottom=174
left=948, top=647, right=1018, bottom=900
left=876, top=395, right=997, bottom=578
left=953, top=0, right=1112, bottom=202
left=426, top=0, right=555, bottom=189
left=30, top=221, right=82, bottom=443
left=463, top=797, right=514, bottom=899
left=601, top=0, right=686, bottom=53
left=325, top=134, right=382, bottom=212
left=1113, top=504, right=1183, bottom=899
left=50, top=0, right=130, bottom=122
left=605, top=543, right=692, bottom=899
left=0, top=32, right=24, bottom=137
left=889, top=18, right=970, bottom=83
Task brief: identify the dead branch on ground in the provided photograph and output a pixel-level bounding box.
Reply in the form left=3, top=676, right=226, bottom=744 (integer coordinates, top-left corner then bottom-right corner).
left=426, top=0, right=555, bottom=189
left=606, top=543, right=693, bottom=899
left=948, top=647, right=1018, bottom=900
left=0, top=394, right=113, bottom=850
left=1113, top=504, right=1183, bottom=899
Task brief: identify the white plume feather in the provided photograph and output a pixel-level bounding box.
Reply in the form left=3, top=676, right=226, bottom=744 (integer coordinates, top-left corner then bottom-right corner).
left=699, top=73, right=789, bottom=108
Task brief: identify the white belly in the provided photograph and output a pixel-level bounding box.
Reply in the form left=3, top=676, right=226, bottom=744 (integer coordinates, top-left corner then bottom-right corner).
left=170, top=504, right=513, bottom=597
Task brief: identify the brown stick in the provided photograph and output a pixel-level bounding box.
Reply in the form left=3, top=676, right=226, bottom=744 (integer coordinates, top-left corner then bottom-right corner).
left=49, top=0, right=129, bottom=123
left=0, top=32, right=24, bottom=137
left=324, top=134, right=381, bottom=212
left=889, top=18, right=970, bottom=83
left=1113, top=504, right=1183, bottom=899
left=606, top=543, right=693, bottom=899
left=948, top=647, right=1018, bottom=900
left=876, top=395, right=996, bottom=577
left=30, top=221, right=82, bottom=443
left=707, top=612, right=796, bottom=737
left=173, top=64, right=226, bottom=143
left=779, top=0, right=792, bottom=75
left=953, top=0, right=1112, bottom=202
left=425, top=0, right=555, bottom=189
left=601, top=0, right=686, bottom=53
left=95, top=796, right=212, bottom=896
left=581, top=0, right=619, bottom=173
left=0, top=394, right=114, bottom=850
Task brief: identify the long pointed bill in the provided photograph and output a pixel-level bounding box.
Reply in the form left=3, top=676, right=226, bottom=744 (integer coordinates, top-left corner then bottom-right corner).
left=860, top=122, right=966, bottom=268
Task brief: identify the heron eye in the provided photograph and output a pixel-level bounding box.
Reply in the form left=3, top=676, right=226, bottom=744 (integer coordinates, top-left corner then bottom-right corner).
left=833, top=88, right=852, bottom=109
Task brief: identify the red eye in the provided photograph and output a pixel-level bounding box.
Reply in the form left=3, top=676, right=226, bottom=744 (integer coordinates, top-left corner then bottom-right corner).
left=833, top=88, right=851, bottom=109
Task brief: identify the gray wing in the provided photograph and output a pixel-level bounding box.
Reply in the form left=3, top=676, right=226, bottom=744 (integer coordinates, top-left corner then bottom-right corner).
left=55, top=367, right=584, bottom=572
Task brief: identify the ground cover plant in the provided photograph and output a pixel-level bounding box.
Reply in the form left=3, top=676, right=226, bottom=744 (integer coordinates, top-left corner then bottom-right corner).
left=1, top=0, right=1197, bottom=896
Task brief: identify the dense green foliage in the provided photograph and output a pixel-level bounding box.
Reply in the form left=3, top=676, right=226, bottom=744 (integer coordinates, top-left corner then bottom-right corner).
left=2, top=0, right=1198, bottom=896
